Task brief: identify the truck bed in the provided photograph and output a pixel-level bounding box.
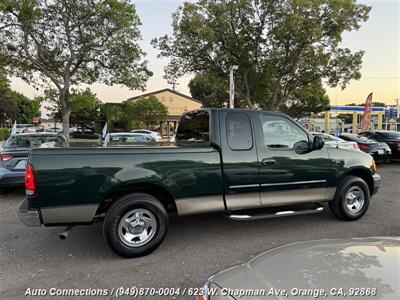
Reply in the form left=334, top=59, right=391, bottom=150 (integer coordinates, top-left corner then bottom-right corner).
left=28, top=146, right=224, bottom=214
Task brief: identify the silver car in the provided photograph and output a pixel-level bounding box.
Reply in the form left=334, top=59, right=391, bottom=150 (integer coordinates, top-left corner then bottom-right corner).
left=198, top=237, right=399, bottom=300
left=311, top=132, right=360, bottom=150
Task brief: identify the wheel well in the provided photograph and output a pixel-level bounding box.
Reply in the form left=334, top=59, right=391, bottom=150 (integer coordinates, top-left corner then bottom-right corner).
left=97, top=183, right=177, bottom=215
left=345, top=168, right=374, bottom=195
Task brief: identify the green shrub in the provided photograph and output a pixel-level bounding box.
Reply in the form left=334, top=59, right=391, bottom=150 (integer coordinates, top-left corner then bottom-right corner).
left=0, top=128, right=10, bottom=141
left=70, top=132, right=100, bottom=140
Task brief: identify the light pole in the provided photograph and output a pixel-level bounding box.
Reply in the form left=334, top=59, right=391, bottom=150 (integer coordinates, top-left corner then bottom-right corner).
left=229, top=65, right=238, bottom=108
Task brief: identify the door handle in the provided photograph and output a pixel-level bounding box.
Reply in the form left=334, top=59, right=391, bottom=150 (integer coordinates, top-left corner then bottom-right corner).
left=262, top=159, right=277, bottom=166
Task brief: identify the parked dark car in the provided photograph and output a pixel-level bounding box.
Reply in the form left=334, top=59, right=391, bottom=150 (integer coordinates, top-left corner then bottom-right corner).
left=359, top=130, right=400, bottom=159
left=0, top=133, right=67, bottom=192
left=339, top=133, right=391, bottom=163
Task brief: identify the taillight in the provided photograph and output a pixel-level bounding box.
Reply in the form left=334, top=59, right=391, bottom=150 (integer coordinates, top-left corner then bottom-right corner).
left=395, top=141, right=400, bottom=149
left=0, top=154, right=14, bottom=161
left=353, top=144, right=360, bottom=150
left=359, top=144, right=370, bottom=151
left=25, top=163, right=36, bottom=196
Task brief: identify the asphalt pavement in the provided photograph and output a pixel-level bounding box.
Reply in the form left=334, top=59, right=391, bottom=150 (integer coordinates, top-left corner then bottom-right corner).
left=0, top=163, right=399, bottom=300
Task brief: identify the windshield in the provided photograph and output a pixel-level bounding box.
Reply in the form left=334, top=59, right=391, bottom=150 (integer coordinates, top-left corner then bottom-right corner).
left=382, top=131, right=400, bottom=139
left=4, top=135, right=66, bottom=149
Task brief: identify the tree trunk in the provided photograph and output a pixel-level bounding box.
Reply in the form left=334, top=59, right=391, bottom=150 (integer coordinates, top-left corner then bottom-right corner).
left=59, top=90, right=71, bottom=144
left=270, top=84, right=280, bottom=111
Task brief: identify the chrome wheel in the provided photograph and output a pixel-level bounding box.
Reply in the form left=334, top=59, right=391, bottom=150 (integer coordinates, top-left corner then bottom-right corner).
left=344, top=186, right=365, bottom=215
left=118, top=209, right=157, bottom=247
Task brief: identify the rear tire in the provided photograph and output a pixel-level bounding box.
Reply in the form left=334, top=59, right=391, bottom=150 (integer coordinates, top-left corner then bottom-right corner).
left=328, top=176, right=370, bottom=221
left=103, top=193, right=168, bottom=258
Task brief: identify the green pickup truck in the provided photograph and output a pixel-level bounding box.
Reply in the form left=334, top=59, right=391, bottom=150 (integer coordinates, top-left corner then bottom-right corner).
left=18, top=108, right=381, bottom=257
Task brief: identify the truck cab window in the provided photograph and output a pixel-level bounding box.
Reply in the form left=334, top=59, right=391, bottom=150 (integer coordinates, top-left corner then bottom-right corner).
left=226, top=112, right=253, bottom=150
left=176, top=110, right=210, bottom=146
left=260, top=114, right=308, bottom=148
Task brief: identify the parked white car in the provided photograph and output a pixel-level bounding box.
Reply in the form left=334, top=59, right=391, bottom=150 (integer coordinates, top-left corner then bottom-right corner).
left=311, top=132, right=360, bottom=150
left=16, top=124, right=36, bottom=133
left=46, top=127, right=63, bottom=133
left=102, top=132, right=155, bottom=147
left=130, top=129, right=162, bottom=141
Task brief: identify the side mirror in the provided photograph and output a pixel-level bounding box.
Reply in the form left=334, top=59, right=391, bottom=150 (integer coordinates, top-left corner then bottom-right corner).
left=293, top=140, right=311, bottom=154
left=313, top=135, right=325, bottom=150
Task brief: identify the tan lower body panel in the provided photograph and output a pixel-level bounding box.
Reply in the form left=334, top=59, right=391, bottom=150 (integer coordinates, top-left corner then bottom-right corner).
left=41, top=204, right=99, bottom=224
left=225, top=192, right=262, bottom=210
left=260, top=187, right=326, bottom=207
left=176, top=195, right=225, bottom=215
left=326, top=187, right=337, bottom=201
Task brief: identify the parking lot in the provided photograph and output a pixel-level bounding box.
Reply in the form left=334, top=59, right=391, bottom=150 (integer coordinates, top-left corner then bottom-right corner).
left=0, top=163, right=399, bottom=300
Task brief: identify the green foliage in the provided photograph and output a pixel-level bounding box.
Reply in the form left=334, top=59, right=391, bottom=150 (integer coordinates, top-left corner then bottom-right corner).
left=189, top=73, right=229, bottom=107
left=278, top=81, right=330, bottom=118
left=46, top=88, right=102, bottom=129
left=0, top=70, right=18, bottom=124
left=101, top=96, right=168, bottom=131
left=14, top=93, right=41, bottom=124
left=0, top=69, right=39, bottom=124
left=0, top=128, right=10, bottom=140
left=126, top=96, right=168, bottom=130
left=0, top=0, right=152, bottom=139
left=69, top=89, right=103, bottom=128
left=102, top=103, right=126, bottom=131
left=153, top=0, right=370, bottom=111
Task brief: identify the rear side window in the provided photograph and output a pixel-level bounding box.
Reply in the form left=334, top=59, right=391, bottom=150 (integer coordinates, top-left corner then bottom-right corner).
left=176, top=110, right=210, bottom=146
left=226, top=112, right=253, bottom=150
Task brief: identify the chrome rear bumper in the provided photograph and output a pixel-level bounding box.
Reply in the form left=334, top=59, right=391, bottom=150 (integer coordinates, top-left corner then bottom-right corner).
left=18, top=199, right=41, bottom=227
left=372, top=173, right=381, bottom=195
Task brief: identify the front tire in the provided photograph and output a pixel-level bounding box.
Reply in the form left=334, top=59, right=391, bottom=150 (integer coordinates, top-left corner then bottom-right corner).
left=328, top=176, right=370, bottom=221
left=103, top=193, right=168, bottom=258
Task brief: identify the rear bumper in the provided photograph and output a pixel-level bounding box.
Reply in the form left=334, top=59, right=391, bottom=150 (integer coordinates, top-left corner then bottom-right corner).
left=371, top=152, right=391, bottom=162
left=0, top=168, right=24, bottom=187
left=372, top=173, right=381, bottom=195
left=17, top=199, right=41, bottom=227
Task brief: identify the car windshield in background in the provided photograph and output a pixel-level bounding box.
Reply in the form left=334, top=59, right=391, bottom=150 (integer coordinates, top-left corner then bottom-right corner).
left=381, top=131, right=400, bottom=139
left=176, top=110, right=210, bottom=145
left=4, top=135, right=66, bottom=149
left=341, top=134, right=372, bottom=143
left=108, top=134, right=153, bottom=144
left=313, top=133, right=341, bottom=142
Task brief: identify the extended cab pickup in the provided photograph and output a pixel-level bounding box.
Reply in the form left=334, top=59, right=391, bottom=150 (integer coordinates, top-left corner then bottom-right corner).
left=18, top=109, right=381, bottom=257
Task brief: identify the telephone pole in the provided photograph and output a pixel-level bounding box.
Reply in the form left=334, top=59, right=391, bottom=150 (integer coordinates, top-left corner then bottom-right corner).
left=229, top=65, right=238, bottom=108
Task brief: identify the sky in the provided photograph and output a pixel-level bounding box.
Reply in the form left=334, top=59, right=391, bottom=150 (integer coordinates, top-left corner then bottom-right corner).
left=9, top=0, right=400, bottom=110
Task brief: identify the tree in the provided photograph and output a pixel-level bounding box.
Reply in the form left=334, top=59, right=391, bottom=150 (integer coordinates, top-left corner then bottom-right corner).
left=0, top=0, right=152, bottom=141
left=189, top=73, right=229, bottom=107
left=69, top=89, right=102, bottom=129
left=46, top=88, right=102, bottom=129
left=0, top=71, right=18, bottom=124
left=13, top=92, right=40, bottom=124
left=0, top=69, right=39, bottom=124
left=152, top=0, right=370, bottom=111
left=126, top=96, right=168, bottom=130
left=278, top=81, right=330, bottom=118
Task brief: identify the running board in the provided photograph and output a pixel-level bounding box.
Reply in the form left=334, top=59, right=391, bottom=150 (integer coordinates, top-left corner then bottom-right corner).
left=226, top=204, right=323, bottom=221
